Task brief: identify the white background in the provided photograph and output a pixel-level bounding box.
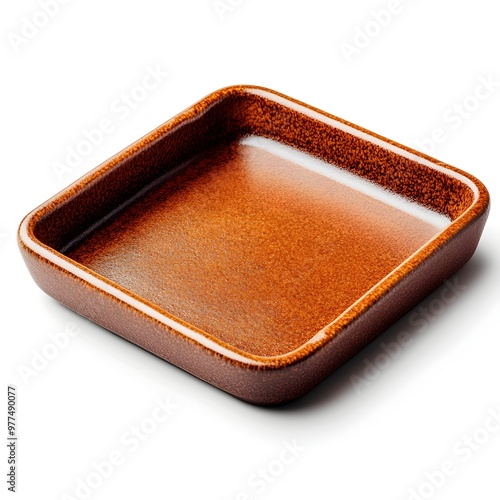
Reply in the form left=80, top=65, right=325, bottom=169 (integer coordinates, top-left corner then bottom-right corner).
left=1, top=1, right=499, bottom=499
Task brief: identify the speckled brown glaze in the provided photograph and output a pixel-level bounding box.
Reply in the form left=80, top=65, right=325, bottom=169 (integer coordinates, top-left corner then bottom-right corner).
left=18, top=85, right=490, bottom=405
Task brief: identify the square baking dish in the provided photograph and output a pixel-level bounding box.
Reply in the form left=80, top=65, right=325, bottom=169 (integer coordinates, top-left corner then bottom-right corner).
left=18, top=85, right=489, bottom=405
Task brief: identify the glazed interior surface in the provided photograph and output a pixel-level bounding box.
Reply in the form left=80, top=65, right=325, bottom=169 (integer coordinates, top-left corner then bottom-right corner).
left=65, top=137, right=448, bottom=356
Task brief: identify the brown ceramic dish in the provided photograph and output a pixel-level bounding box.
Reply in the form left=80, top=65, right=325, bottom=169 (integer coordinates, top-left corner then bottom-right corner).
left=18, top=85, right=489, bottom=405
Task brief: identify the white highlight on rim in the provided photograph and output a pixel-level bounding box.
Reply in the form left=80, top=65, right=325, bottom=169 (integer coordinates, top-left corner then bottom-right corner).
left=19, top=220, right=261, bottom=366
left=246, top=88, right=480, bottom=200
left=240, top=135, right=451, bottom=229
